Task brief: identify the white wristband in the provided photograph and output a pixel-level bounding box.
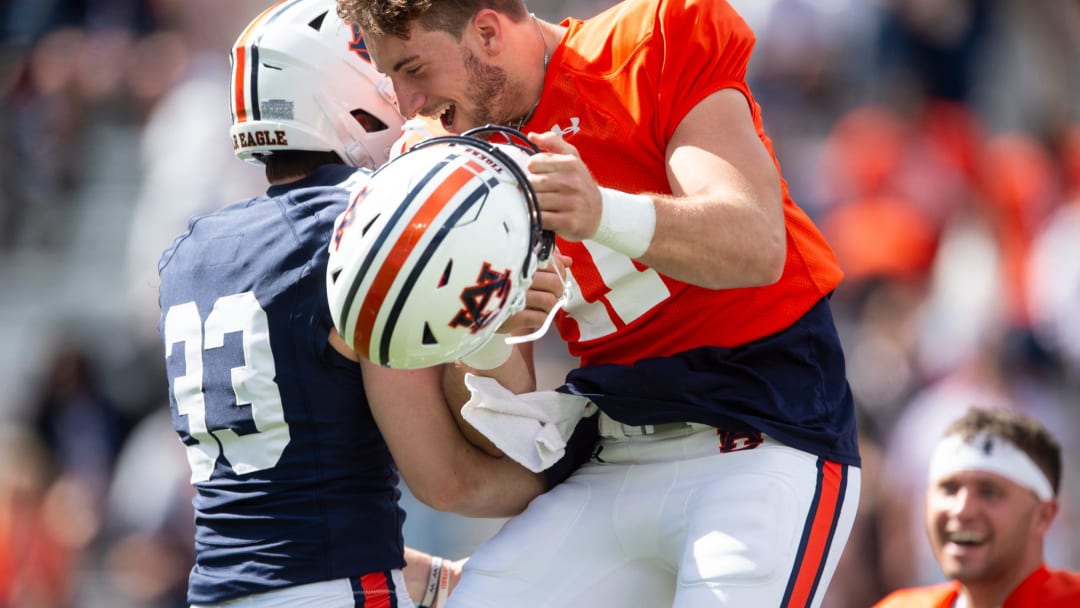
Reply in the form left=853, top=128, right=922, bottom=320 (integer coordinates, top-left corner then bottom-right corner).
left=459, top=336, right=513, bottom=370
left=420, top=556, right=443, bottom=608
left=593, top=187, right=656, bottom=259
left=434, top=560, right=450, bottom=608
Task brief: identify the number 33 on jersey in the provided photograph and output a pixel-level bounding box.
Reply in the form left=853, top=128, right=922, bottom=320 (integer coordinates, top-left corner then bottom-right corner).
left=164, top=292, right=290, bottom=483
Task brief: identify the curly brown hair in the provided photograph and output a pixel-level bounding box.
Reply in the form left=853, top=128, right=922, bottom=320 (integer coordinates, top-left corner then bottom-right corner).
left=337, top=0, right=529, bottom=39
left=944, top=407, right=1063, bottom=496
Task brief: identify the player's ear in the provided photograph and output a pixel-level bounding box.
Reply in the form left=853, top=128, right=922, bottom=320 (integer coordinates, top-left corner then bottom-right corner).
left=1034, top=499, right=1058, bottom=536
left=472, top=9, right=503, bottom=56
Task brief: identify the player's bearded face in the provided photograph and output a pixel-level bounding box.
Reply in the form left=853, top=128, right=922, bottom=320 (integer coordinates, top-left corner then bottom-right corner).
left=460, top=46, right=519, bottom=131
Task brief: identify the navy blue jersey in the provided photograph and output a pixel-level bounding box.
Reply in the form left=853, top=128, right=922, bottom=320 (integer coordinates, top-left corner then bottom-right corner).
left=559, top=297, right=861, bottom=467
left=157, top=165, right=404, bottom=604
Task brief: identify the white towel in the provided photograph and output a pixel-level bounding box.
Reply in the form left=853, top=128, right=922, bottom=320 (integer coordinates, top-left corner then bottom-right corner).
left=461, top=374, right=597, bottom=472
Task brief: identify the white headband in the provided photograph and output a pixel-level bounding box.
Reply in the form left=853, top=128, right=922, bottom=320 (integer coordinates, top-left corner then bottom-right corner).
left=928, top=432, right=1054, bottom=501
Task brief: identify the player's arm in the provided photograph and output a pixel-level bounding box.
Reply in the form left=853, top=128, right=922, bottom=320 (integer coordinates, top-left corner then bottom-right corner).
left=438, top=253, right=568, bottom=456
left=527, top=87, right=785, bottom=290
left=347, top=350, right=544, bottom=517
left=440, top=342, right=533, bottom=457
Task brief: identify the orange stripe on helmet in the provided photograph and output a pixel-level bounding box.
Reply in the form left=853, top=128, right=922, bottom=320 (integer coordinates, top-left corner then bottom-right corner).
left=352, top=159, right=487, bottom=360
left=232, top=45, right=249, bottom=123
left=231, top=0, right=288, bottom=124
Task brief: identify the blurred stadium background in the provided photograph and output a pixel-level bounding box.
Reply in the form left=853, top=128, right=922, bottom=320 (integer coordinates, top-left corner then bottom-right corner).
left=1, top=0, right=1078, bottom=606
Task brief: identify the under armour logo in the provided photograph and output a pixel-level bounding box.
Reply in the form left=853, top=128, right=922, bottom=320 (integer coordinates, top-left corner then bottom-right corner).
left=450, top=263, right=511, bottom=332
left=549, top=117, right=581, bottom=138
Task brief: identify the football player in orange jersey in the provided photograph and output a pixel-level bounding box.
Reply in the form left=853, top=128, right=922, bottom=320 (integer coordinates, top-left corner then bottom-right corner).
left=339, top=0, right=861, bottom=605
left=874, top=407, right=1080, bottom=608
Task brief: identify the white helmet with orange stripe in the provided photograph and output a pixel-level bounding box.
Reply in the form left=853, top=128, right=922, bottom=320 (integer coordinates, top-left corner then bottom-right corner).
left=228, top=0, right=403, bottom=168
left=326, top=126, right=554, bottom=369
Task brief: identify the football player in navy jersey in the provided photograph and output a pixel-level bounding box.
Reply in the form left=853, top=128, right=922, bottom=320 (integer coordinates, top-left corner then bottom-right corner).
left=157, top=2, right=547, bottom=606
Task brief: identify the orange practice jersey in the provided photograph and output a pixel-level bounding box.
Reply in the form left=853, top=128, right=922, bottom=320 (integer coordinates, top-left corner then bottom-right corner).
left=873, top=566, right=1080, bottom=608
left=525, top=0, right=843, bottom=367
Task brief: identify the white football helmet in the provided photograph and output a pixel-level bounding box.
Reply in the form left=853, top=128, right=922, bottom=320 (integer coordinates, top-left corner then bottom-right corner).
left=327, top=126, right=554, bottom=369
left=228, top=0, right=403, bottom=168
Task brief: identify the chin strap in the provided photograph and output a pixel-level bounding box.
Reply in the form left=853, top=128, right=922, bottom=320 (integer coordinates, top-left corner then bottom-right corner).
left=505, top=256, right=573, bottom=345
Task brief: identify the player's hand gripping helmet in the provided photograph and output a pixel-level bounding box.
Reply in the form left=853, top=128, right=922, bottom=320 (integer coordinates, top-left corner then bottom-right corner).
left=327, top=126, right=555, bottom=369
left=228, top=0, right=403, bottom=168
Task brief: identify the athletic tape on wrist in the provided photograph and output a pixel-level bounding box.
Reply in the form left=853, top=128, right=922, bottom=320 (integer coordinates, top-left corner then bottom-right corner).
left=420, top=556, right=442, bottom=608
left=459, top=336, right=513, bottom=370
left=593, top=187, right=656, bottom=259
left=928, top=432, right=1054, bottom=500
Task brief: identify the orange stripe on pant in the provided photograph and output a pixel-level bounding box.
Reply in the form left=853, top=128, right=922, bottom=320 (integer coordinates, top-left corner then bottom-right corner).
left=352, top=159, right=485, bottom=359
left=357, top=572, right=392, bottom=608
left=785, top=460, right=845, bottom=607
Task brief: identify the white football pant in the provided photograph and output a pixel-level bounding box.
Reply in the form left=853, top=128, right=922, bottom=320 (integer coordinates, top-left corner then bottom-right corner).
left=449, top=416, right=860, bottom=607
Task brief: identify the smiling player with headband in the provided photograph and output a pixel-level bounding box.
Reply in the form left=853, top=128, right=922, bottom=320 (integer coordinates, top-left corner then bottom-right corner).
left=874, top=407, right=1080, bottom=608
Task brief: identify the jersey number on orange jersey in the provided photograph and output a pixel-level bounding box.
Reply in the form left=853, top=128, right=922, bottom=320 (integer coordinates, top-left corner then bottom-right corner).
left=565, top=241, right=670, bottom=341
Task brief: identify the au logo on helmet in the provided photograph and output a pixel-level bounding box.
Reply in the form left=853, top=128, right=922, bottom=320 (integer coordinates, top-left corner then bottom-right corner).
left=450, top=262, right=513, bottom=333
left=327, top=126, right=553, bottom=369
left=348, top=24, right=372, bottom=63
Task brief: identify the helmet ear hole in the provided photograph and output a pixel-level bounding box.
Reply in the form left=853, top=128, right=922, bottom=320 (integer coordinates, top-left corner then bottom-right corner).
left=330, top=269, right=341, bottom=284
left=361, top=214, right=379, bottom=236
left=438, top=260, right=453, bottom=288
left=422, top=322, right=438, bottom=346
left=308, top=12, right=327, bottom=31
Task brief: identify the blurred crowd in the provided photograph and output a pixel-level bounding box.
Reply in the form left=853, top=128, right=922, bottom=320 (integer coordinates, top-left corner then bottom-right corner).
left=1, top=0, right=1078, bottom=606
